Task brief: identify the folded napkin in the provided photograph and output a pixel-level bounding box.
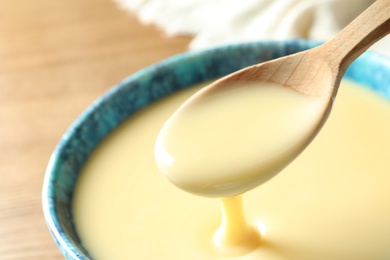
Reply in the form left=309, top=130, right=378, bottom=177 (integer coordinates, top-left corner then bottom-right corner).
left=115, top=0, right=389, bottom=57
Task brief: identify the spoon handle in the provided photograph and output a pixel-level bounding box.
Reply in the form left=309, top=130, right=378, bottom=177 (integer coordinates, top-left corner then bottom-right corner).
left=321, top=0, right=390, bottom=71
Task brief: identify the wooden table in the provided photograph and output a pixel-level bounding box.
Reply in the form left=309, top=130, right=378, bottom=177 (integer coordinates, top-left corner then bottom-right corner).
left=0, top=0, right=190, bottom=258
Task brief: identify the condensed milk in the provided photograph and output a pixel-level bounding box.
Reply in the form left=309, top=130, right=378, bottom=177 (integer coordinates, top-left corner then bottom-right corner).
left=73, top=80, right=390, bottom=259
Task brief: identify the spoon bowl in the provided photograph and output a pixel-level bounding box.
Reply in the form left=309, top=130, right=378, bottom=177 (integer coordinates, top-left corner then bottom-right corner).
left=154, top=0, right=390, bottom=198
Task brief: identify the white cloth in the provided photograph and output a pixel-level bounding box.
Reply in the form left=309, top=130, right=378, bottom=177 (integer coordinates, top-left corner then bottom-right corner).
left=115, top=0, right=389, bottom=57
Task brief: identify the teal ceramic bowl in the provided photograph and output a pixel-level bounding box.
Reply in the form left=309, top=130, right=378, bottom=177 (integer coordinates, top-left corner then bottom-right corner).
left=42, top=40, right=390, bottom=259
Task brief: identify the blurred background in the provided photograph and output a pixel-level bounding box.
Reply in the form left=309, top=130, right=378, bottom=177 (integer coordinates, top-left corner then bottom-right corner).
left=0, top=0, right=189, bottom=259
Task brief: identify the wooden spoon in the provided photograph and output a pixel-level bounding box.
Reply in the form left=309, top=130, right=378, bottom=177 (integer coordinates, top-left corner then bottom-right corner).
left=155, top=0, right=390, bottom=198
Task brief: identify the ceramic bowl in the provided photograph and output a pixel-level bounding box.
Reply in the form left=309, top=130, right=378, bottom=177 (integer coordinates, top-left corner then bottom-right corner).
left=42, top=40, right=390, bottom=259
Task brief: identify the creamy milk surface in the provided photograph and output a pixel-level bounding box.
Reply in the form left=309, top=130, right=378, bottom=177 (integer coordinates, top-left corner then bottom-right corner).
left=73, top=80, right=390, bottom=260
left=155, top=82, right=330, bottom=198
